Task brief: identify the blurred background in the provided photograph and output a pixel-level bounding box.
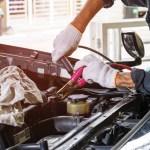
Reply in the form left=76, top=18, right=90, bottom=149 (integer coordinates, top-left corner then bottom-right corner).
left=0, top=0, right=149, bottom=69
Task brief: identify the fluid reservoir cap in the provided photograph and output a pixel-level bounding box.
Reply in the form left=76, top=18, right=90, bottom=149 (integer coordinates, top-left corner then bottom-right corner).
left=68, top=94, right=89, bottom=103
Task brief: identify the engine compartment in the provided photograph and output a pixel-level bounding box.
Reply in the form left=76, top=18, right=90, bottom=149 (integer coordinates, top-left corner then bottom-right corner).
left=0, top=35, right=150, bottom=150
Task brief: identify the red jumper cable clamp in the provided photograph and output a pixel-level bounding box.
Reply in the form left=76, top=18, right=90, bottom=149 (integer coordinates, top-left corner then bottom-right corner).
left=56, top=66, right=86, bottom=100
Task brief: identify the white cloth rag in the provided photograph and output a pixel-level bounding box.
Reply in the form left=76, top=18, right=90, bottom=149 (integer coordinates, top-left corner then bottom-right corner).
left=0, top=66, right=43, bottom=126
left=121, top=131, right=150, bottom=150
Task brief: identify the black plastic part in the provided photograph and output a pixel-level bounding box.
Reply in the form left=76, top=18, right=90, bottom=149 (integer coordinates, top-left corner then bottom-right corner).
left=40, top=141, right=48, bottom=150
left=103, top=0, right=114, bottom=8
left=60, top=56, right=74, bottom=75
left=7, top=144, right=40, bottom=150
left=54, top=116, right=82, bottom=132
left=114, top=58, right=142, bottom=67
left=7, top=141, right=48, bottom=150
left=112, top=110, right=150, bottom=150
left=121, top=31, right=145, bottom=59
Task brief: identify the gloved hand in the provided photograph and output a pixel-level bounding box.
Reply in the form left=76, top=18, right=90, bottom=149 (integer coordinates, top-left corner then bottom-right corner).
left=52, top=24, right=82, bottom=62
left=74, top=54, right=119, bottom=88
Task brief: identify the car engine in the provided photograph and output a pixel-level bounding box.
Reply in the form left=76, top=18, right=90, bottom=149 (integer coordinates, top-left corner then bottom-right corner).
left=0, top=31, right=150, bottom=150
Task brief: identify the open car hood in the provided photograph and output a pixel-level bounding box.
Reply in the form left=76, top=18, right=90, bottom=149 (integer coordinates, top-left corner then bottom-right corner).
left=0, top=44, right=150, bottom=150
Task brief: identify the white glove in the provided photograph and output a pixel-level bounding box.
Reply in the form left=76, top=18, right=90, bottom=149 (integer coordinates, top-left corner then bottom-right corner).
left=52, top=24, right=82, bottom=62
left=74, top=54, right=119, bottom=88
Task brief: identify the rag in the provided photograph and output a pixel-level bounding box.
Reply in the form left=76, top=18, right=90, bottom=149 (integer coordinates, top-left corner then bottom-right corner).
left=0, top=66, right=43, bottom=126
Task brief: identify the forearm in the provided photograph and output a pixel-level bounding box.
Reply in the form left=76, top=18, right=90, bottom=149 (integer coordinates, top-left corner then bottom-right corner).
left=116, top=72, right=135, bottom=88
left=71, top=0, right=105, bottom=33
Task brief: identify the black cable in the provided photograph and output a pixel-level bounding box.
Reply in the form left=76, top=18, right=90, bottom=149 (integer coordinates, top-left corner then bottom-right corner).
left=6, top=144, right=40, bottom=150
left=78, top=45, right=115, bottom=63
left=78, top=45, right=133, bottom=71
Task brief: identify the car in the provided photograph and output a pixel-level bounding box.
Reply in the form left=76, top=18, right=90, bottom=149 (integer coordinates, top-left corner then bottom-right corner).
left=0, top=31, right=150, bottom=150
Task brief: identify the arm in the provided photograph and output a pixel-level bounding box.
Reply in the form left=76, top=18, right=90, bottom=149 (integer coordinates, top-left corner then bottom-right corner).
left=71, top=0, right=105, bottom=33
left=116, top=69, right=150, bottom=95
left=52, top=0, right=114, bottom=62
left=116, top=72, right=135, bottom=88
left=74, top=54, right=150, bottom=95
left=74, top=54, right=135, bottom=89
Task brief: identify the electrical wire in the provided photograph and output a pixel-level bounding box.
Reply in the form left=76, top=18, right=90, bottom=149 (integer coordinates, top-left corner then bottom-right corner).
left=110, top=64, right=132, bottom=71
left=78, top=45, right=115, bottom=63
left=78, top=45, right=132, bottom=71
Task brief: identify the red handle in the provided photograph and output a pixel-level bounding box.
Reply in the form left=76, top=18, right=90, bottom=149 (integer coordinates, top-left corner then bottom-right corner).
left=71, top=66, right=85, bottom=83
left=77, top=78, right=87, bottom=87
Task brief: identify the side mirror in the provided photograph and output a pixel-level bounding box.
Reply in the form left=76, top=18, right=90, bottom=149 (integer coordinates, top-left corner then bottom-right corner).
left=114, top=31, right=144, bottom=68
left=121, top=31, right=145, bottom=59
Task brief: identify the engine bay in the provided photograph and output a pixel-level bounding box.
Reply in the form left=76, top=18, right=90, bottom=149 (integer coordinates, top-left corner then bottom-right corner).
left=0, top=31, right=150, bottom=150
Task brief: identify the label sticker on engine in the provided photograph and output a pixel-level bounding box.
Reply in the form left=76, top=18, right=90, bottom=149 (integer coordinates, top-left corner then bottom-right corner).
left=13, top=127, right=30, bottom=145
left=37, top=68, right=45, bottom=74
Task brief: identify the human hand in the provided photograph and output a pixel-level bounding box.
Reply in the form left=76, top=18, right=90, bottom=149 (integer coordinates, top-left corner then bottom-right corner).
left=52, top=24, right=82, bottom=63
left=74, top=54, right=119, bottom=88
